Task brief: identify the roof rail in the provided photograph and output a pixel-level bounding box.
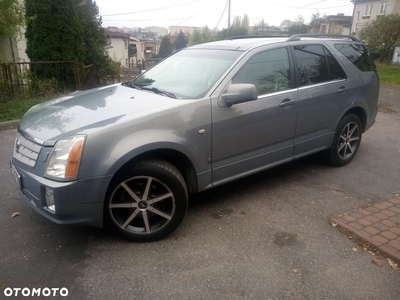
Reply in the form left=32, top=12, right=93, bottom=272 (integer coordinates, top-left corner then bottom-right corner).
left=287, top=34, right=360, bottom=42
left=227, top=35, right=289, bottom=40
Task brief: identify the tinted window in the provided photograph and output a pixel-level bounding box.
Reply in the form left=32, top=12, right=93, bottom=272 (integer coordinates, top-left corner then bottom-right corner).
left=294, top=45, right=329, bottom=86
left=324, top=48, right=347, bottom=80
left=232, top=48, right=291, bottom=95
left=334, top=43, right=375, bottom=72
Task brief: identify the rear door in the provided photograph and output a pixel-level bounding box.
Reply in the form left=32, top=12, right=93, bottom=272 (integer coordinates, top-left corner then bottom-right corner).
left=291, top=43, right=348, bottom=158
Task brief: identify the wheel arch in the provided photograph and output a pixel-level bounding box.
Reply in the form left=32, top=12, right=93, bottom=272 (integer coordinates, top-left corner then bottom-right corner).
left=109, top=148, right=199, bottom=193
left=344, top=106, right=367, bottom=132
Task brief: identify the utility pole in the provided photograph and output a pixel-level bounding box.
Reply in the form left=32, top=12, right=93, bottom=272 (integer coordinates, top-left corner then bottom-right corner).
left=228, top=0, right=231, bottom=29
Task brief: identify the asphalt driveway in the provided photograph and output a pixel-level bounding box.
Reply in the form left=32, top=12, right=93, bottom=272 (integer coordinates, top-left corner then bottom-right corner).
left=0, top=85, right=399, bottom=300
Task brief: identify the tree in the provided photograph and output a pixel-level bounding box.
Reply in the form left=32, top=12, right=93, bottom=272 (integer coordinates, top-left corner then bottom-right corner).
left=0, top=0, right=25, bottom=60
left=359, top=14, right=400, bottom=63
left=242, top=14, right=250, bottom=30
left=310, top=12, right=321, bottom=27
left=0, top=0, right=24, bottom=40
left=232, top=16, right=242, bottom=28
left=25, top=0, right=84, bottom=62
left=77, top=0, right=106, bottom=65
left=201, top=26, right=214, bottom=43
left=189, top=30, right=203, bottom=46
left=158, top=35, right=173, bottom=58
left=25, top=0, right=116, bottom=86
left=288, top=24, right=309, bottom=35
left=294, top=14, right=305, bottom=24
left=175, top=30, right=188, bottom=51
left=252, top=19, right=268, bottom=34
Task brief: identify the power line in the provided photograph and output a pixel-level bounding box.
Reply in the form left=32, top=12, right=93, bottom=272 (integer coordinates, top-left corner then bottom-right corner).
left=174, top=0, right=221, bottom=26
left=302, top=4, right=353, bottom=10
left=214, top=0, right=229, bottom=30
left=102, top=16, right=220, bottom=22
left=100, top=0, right=201, bottom=17
left=290, top=0, right=327, bottom=10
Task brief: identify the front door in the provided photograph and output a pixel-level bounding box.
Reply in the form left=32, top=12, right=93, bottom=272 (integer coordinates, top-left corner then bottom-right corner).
left=211, top=47, right=298, bottom=186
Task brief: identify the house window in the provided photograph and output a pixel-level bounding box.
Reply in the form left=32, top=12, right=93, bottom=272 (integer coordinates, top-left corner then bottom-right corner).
left=364, top=4, right=373, bottom=16
left=353, top=22, right=359, bottom=33
left=356, top=11, right=360, bottom=21
left=380, top=2, right=387, bottom=14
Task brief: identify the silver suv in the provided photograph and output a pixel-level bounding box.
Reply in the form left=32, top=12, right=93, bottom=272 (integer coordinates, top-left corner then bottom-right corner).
left=10, top=35, right=379, bottom=241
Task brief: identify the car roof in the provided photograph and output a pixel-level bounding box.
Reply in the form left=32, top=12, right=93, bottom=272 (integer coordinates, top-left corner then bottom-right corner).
left=188, top=37, right=288, bottom=52
left=187, top=35, right=361, bottom=52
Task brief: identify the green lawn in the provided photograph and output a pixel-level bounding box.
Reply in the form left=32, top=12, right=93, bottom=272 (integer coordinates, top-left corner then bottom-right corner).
left=376, top=63, right=400, bottom=87
left=0, top=97, right=49, bottom=122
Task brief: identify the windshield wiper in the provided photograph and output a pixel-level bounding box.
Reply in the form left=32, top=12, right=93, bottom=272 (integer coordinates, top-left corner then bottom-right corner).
left=125, top=82, right=177, bottom=99
left=140, top=86, right=177, bottom=99
left=122, top=81, right=146, bottom=90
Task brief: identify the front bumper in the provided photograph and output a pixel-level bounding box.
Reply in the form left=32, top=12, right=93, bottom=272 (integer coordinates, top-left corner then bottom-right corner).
left=11, top=159, right=113, bottom=228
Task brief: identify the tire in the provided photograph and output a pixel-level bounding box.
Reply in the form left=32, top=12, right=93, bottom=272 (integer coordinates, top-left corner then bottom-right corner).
left=105, top=159, right=188, bottom=242
left=327, top=113, right=362, bottom=167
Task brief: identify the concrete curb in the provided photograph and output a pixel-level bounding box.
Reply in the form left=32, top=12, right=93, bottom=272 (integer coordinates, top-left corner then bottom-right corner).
left=0, top=120, right=19, bottom=131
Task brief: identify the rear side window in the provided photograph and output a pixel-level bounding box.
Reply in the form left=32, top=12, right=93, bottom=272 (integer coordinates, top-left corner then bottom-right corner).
left=294, top=45, right=346, bottom=86
left=334, top=43, right=376, bottom=72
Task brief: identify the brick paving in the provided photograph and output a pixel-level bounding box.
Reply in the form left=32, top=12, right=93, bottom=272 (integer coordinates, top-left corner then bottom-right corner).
left=330, top=196, right=400, bottom=263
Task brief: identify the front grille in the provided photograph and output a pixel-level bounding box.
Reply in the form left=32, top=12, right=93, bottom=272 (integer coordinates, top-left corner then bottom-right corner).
left=13, top=134, right=41, bottom=167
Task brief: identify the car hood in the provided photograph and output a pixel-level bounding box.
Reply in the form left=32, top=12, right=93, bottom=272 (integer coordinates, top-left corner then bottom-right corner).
left=19, top=84, right=185, bottom=145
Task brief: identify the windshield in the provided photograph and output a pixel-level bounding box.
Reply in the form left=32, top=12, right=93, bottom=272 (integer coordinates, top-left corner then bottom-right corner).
left=132, top=49, right=241, bottom=99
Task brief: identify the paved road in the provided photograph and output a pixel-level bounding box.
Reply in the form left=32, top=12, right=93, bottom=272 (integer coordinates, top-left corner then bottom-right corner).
left=1, top=85, right=400, bottom=300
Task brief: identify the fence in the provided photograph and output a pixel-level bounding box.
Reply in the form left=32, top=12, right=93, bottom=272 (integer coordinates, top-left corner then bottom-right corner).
left=0, top=61, right=81, bottom=102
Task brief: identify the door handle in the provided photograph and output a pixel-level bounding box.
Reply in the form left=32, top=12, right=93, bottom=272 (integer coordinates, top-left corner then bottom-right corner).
left=337, top=86, right=349, bottom=94
left=279, top=99, right=296, bottom=108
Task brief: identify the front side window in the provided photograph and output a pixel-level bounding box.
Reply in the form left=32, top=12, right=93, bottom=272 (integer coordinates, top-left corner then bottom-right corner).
left=334, top=43, right=376, bottom=72
left=232, top=48, right=291, bottom=95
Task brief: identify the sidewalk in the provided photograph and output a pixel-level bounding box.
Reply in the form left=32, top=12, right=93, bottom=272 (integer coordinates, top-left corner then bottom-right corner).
left=331, top=196, right=400, bottom=264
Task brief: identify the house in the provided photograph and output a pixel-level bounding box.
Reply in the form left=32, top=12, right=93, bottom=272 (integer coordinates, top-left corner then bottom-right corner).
left=144, top=26, right=168, bottom=38
left=105, top=27, right=162, bottom=69
left=279, top=20, right=303, bottom=32
left=169, top=26, right=202, bottom=36
left=309, top=14, right=352, bottom=35
left=351, top=0, right=400, bottom=36
left=105, top=28, right=148, bottom=69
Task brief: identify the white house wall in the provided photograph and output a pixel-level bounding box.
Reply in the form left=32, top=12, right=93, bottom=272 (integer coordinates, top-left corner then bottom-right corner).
left=352, top=0, right=400, bottom=35
left=106, top=37, right=129, bottom=68
left=0, top=28, right=29, bottom=62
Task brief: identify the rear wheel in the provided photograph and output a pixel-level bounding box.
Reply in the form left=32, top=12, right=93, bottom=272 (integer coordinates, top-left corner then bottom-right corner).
left=327, top=113, right=362, bottom=167
left=106, top=159, right=188, bottom=242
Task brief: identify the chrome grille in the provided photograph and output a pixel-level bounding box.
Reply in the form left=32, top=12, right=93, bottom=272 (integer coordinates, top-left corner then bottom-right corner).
left=13, top=134, right=41, bottom=167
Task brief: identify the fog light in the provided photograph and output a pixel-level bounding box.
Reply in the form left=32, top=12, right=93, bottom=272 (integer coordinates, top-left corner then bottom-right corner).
left=45, top=187, right=55, bottom=213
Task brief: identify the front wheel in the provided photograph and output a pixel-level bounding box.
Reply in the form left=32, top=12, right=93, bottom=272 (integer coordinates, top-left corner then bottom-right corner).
left=327, top=113, right=362, bottom=167
left=105, top=159, right=188, bottom=242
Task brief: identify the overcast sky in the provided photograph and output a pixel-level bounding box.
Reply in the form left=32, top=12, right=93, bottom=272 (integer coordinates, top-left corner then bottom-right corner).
left=96, top=0, right=354, bottom=30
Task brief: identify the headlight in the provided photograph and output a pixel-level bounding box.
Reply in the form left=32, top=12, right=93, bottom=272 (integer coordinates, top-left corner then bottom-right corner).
left=45, top=135, right=86, bottom=180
